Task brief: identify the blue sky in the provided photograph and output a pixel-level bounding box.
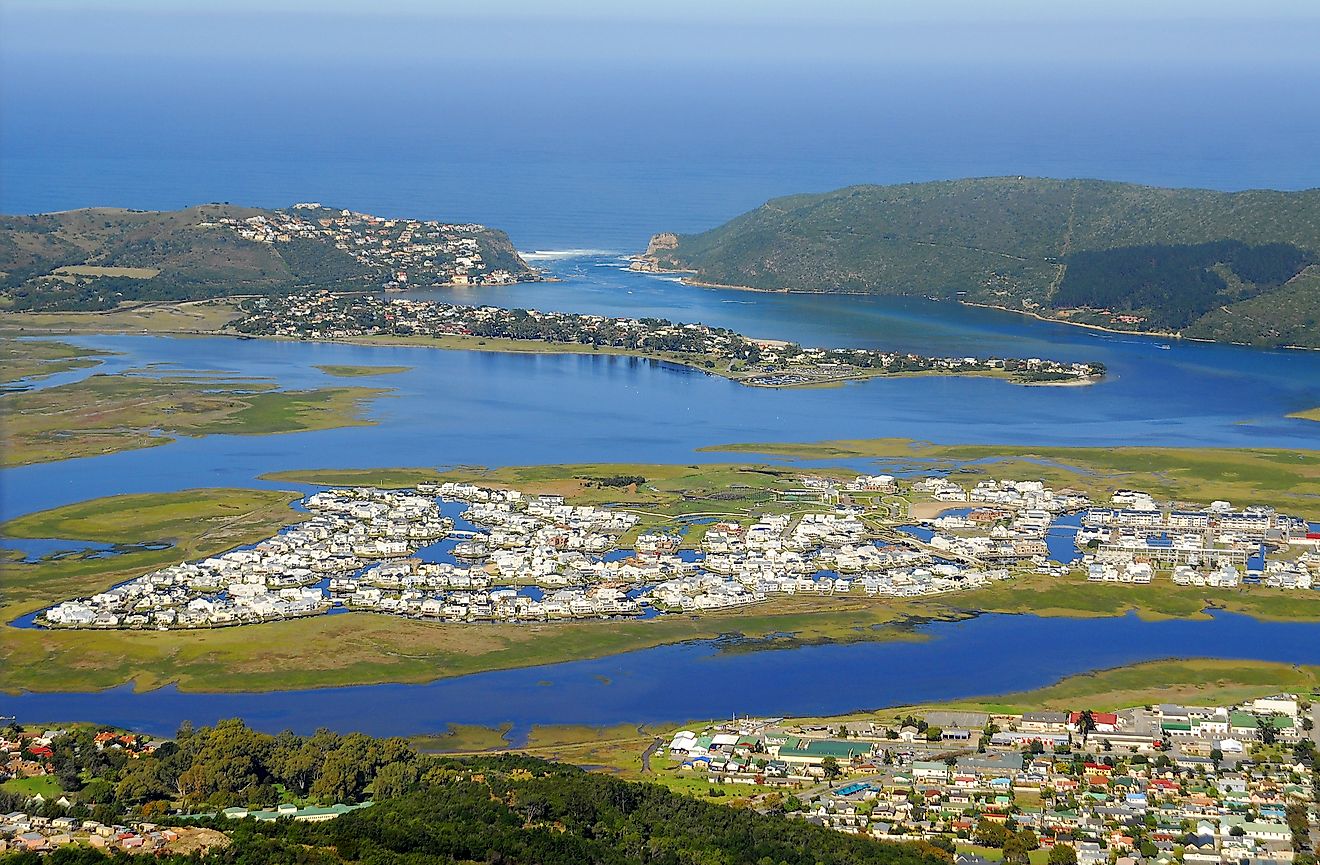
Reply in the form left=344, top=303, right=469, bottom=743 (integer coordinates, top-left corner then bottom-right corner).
left=3, top=0, right=1317, bottom=227
left=4, top=0, right=1319, bottom=66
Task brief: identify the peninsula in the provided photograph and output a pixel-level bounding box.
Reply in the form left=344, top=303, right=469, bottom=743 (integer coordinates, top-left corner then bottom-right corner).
left=633, top=178, right=1320, bottom=348
left=231, top=292, right=1105, bottom=387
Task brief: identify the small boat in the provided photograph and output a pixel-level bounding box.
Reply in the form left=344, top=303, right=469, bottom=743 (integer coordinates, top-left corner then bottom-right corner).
left=1156, top=344, right=1171, bottom=350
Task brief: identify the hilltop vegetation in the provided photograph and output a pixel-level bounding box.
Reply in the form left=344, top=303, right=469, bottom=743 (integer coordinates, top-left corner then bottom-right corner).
left=0, top=718, right=950, bottom=865
left=636, top=178, right=1320, bottom=347
left=0, top=204, right=535, bottom=311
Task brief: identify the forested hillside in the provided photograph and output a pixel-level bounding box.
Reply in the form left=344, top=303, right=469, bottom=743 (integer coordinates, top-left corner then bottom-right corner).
left=636, top=178, right=1320, bottom=347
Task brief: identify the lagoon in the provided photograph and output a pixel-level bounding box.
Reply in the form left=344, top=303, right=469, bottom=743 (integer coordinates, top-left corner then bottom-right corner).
left=7, top=611, right=1320, bottom=739
left=3, top=256, right=1320, bottom=734
left=4, top=257, right=1319, bottom=520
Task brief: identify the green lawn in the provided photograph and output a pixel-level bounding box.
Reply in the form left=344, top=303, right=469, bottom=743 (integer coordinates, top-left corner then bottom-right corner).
left=957, top=844, right=1051, bottom=865
left=2, top=775, right=64, bottom=799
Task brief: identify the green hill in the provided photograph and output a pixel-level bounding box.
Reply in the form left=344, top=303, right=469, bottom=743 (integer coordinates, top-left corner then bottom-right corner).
left=0, top=203, right=537, bottom=311
left=635, top=178, right=1320, bottom=347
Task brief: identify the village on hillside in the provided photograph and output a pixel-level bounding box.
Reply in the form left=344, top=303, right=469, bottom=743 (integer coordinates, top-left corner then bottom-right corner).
left=662, top=694, right=1319, bottom=865
left=207, top=203, right=537, bottom=288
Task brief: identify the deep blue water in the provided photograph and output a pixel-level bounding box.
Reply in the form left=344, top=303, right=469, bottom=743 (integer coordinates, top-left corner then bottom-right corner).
left=4, top=257, right=1318, bottom=520
left=7, top=611, right=1320, bottom=738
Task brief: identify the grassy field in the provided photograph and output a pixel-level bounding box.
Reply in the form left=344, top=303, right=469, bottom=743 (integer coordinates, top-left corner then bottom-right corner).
left=53, top=265, right=161, bottom=279
left=0, top=298, right=242, bottom=335
left=265, top=461, right=856, bottom=545
left=956, top=845, right=1051, bottom=865
left=314, top=364, right=412, bottom=377
left=701, top=438, right=1320, bottom=515
left=2, top=371, right=387, bottom=466
left=1, top=776, right=64, bottom=799
left=409, top=723, right=514, bottom=753
left=2, top=337, right=111, bottom=385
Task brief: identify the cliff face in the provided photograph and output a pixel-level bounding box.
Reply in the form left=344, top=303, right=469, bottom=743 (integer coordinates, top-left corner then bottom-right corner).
left=630, top=232, right=682, bottom=272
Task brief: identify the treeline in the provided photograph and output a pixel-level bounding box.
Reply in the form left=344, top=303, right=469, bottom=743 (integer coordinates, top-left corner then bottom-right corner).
left=16, top=719, right=419, bottom=818
left=300, top=756, right=953, bottom=865
left=0, top=728, right=954, bottom=865
left=226, top=754, right=951, bottom=864
left=1054, top=240, right=1314, bottom=330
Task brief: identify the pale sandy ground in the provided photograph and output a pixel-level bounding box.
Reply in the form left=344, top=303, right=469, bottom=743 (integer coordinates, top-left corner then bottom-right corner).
left=908, top=501, right=954, bottom=520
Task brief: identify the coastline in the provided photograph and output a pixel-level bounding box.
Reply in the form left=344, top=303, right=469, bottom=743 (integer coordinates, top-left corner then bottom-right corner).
left=631, top=260, right=1320, bottom=352
left=1, top=303, right=1099, bottom=389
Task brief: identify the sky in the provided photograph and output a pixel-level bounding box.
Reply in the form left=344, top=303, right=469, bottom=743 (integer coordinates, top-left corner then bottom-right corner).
left=4, top=0, right=1320, bottom=66
left=2, top=0, right=1317, bottom=242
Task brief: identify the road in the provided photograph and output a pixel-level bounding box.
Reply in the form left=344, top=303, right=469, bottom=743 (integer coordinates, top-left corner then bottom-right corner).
left=641, top=737, right=662, bottom=774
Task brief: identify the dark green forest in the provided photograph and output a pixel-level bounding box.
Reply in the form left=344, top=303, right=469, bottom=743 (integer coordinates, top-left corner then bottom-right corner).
left=1054, top=240, right=1314, bottom=330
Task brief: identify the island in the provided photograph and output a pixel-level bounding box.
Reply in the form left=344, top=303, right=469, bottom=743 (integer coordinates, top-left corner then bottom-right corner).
left=1, top=349, right=388, bottom=467
left=230, top=292, right=1106, bottom=387
left=632, top=178, right=1320, bottom=349
left=6, top=445, right=1318, bottom=695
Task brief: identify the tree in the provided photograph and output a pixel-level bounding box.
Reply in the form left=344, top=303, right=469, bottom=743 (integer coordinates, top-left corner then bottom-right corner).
left=975, top=817, right=1011, bottom=848
left=79, top=779, right=115, bottom=805
left=821, top=757, right=842, bottom=780
left=372, top=761, right=420, bottom=800
left=1255, top=714, right=1280, bottom=746
left=115, top=761, right=171, bottom=803
left=1075, top=710, right=1097, bottom=745
left=1003, top=834, right=1030, bottom=865
left=1049, top=844, right=1079, bottom=865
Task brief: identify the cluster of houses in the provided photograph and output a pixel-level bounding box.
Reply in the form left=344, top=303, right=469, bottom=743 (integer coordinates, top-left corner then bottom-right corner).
left=36, top=472, right=1320, bottom=632
left=205, top=203, right=534, bottom=287
left=38, top=488, right=452, bottom=629
left=1077, top=492, right=1319, bottom=590
left=662, top=694, right=1316, bottom=863
left=35, top=474, right=1050, bottom=630
left=0, top=729, right=192, bottom=856
left=0, top=814, right=198, bottom=856
left=907, top=477, right=1088, bottom=565
left=231, top=291, right=1100, bottom=387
